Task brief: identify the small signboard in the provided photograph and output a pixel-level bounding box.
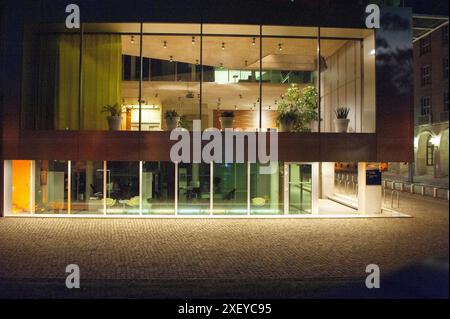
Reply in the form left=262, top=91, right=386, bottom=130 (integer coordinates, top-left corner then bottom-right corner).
left=366, top=169, right=382, bottom=185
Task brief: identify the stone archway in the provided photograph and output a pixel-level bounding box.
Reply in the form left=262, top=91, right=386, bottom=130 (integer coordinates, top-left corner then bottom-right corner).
left=415, top=131, right=434, bottom=176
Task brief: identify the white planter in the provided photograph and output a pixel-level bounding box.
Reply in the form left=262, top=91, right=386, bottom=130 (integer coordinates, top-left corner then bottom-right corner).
left=107, top=116, right=122, bottom=131
left=165, top=117, right=180, bottom=131
left=219, top=117, right=234, bottom=130
left=333, top=118, right=350, bottom=133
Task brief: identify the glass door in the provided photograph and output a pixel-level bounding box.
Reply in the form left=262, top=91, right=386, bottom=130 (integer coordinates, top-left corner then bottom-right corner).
left=288, top=163, right=312, bottom=214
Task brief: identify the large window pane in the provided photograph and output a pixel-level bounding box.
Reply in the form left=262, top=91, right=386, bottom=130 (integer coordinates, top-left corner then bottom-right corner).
left=250, top=162, right=283, bottom=215
left=203, top=25, right=261, bottom=131
left=262, top=26, right=319, bottom=132
left=105, top=161, right=140, bottom=215
left=70, top=161, right=104, bottom=214
left=82, top=23, right=140, bottom=131
left=213, top=163, right=247, bottom=215
left=35, top=160, right=68, bottom=214
left=142, top=161, right=175, bottom=215
left=319, top=28, right=375, bottom=133
left=142, top=24, right=201, bottom=131
left=177, top=163, right=210, bottom=215
left=22, top=25, right=80, bottom=130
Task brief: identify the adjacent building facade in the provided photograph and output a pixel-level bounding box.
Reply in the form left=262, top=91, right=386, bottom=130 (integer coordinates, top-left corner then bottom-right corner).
left=413, top=20, right=449, bottom=179
left=1, top=0, right=414, bottom=217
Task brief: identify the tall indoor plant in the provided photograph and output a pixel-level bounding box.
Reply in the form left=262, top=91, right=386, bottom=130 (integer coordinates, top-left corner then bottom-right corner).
left=276, top=84, right=319, bottom=132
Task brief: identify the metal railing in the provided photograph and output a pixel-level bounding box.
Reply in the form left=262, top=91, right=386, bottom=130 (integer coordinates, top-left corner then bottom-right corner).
left=383, top=179, right=449, bottom=201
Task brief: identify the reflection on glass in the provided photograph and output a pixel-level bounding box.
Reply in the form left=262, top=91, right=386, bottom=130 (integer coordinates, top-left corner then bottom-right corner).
left=250, top=162, right=283, bottom=214
left=70, top=161, right=104, bottom=214
left=35, top=160, right=68, bottom=214
left=178, top=163, right=210, bottom=214
left=288, top=164, right=312, bottom=214
left=213, top=163, right=247, bottom=215
left=142, top=161, right=175, bottom=214
left=105, top=162, right=140, bottom=215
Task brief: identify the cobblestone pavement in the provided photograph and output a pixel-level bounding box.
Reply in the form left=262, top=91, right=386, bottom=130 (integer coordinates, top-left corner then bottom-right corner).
left=0, top=194, right=448, bottom=298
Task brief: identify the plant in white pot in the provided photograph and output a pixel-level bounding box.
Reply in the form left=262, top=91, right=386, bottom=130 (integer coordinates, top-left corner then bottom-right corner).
left=219, top=111, right=235, bottom=130
left=276, top=84, right=319, bottom=132
left=101, top=103, right=123, bottom=131
left=164, top=110, right=180, bottom=131
left=333, top=107, right=350, bottom=132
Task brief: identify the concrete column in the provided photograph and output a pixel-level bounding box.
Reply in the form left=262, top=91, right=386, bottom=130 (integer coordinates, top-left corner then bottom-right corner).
left=3, top=161, right=12, bottom=216
left=321, top=162, right=335, bottom=199
left=357, top=162, right=382, bottom=214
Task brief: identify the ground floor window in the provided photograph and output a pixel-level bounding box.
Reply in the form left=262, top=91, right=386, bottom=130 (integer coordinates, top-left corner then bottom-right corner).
left=4, top=160, right=319, bottom=216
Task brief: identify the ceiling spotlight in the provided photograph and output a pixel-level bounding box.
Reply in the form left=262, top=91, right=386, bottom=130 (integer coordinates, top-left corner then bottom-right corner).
left=195, top=59, right=199, bottom=65
left=268, top=105, right=271, bottom=110
left=169, top=56, right=173, bottom=62
left=192, top=36, right=196, bottom=45
left=245, top=60, right=248, bottom=67
left=278, top=43, right=283, bottom=51
left=239, top=94, right=243, bottom=99
left=221, top=42, right=225, bottom=50
left=220, top=62, right=223, bottom=68
left=130, top=35, right=135, bottom=44
left=252, top=37, right=256, bottom=46
left=234, top=105, right=238, bottom=110
left=154, top=93, right=158, bottom=98
left=163, top=41, right=167, bottom=49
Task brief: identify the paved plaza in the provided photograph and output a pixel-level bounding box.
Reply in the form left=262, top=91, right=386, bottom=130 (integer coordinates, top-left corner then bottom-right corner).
left=0, top=194, right=448, bottom=298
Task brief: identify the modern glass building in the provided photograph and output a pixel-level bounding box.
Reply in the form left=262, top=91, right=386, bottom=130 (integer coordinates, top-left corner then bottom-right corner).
left=0, top=0, right=414, bottom=217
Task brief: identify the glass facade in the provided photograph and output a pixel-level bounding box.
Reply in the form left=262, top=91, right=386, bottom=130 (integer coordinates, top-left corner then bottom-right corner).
left=5, top=160, right=318, bottom=216
left=21, top=23, right=375, bottom=133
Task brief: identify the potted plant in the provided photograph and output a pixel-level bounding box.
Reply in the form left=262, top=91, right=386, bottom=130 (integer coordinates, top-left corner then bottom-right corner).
left=276, top=84, right=319, bottom=132
left=277, top=110, right=297, bottom=132
left=333, top=107, right=350, bottom=132
left=164, top=110, right=180, bottom=131
left=101, top=103, right=123, bottom=131
left=219, top=110, right=234, bottom=130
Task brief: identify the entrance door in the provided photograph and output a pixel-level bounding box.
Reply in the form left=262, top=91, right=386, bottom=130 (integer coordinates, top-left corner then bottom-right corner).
left=287, top=163, right=312, bottom=214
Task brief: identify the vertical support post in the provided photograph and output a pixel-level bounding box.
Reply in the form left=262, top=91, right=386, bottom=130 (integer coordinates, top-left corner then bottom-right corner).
left=247, top=162, right=251, bottom=215
left=210, top=162, right=213, bottom=215
left=67, top=161, right=71, bottom=214
left=357, top=162, right=382, bottom=214
left=103, top=160, right=107, bottom=215
left=139, top=161, right=143, bottom=215
left=174, top=162, right=178, bottom=216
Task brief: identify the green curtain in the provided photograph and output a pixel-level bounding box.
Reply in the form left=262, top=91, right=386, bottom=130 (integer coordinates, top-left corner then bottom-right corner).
left=30, top=33, right=122, bottom=130
left=56, top=34, right=80, bottom=130
left=81, top=34, right=122, bottom=130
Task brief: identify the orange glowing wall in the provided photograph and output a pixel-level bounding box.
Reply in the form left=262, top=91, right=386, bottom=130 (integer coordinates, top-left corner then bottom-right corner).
left=12, top=160, right=31, bottom=213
